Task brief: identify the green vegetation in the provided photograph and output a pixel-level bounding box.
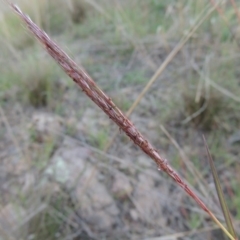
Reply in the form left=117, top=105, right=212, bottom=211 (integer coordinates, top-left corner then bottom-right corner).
left=233, top=179, right=240, bottom=220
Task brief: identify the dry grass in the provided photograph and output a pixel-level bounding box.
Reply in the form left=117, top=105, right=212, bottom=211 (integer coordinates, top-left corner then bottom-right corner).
left=0, top=0, right=240, bottom=239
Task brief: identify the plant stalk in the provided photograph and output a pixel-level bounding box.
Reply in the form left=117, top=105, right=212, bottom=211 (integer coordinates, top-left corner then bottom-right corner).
left=8, top=3, right=236, bottom=240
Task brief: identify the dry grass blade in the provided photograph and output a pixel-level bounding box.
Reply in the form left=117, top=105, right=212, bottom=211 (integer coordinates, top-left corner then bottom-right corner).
left=160, top=124, right=211, bottom=200
left=210, top=0, right=229, bottom=24
left=230, top=0, right=240, bottom=23
left=145, top=225, right=221, bottom=240
left=6, top=2, right=236, bottom=240
left=191, top=60, right=240, bottom=102
left=104, top=1, right=221, bottom=151
left=203, top=135, right=237, bottom=239
left=125, top=1, right=219, bottom=116
left=210, top=0, right=240, bottom=49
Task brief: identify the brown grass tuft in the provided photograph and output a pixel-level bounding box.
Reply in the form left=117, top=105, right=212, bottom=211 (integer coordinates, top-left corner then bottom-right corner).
left=183, top=90, right=224, bottom=130
left=70, top=0, right=88, bottom=24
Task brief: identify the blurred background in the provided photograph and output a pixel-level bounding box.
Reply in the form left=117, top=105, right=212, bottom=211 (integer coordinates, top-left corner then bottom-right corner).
left=0, top=0, right=240, bottom=239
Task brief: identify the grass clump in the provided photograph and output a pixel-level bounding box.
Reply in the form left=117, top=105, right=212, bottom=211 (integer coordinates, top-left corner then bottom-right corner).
left=27, top=190, right=70, bottom=240
left=182, top=88, right=224, bottom=130
left=112, top=1, right=173, bottom=38
left=20, top=58, right=60, bottom=108
left=0, top=11, right=35, bottom=49
left=70, top=0, right=88, bottom=24
left=0, top=51, right=65, bottom=109
left=41, top=1, right=72, bottom=34
left=28, top=77, right=50, bottom=108
left=232, top=178, right=240, bottom=220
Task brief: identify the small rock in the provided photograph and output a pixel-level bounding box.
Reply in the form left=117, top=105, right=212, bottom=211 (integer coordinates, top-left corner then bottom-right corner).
left=4, top=155, right=30, bottom=176
left=30, top=112, right=63, bottom=143
left=39, top=180, right=61, bottom=197
left=111, top=173, right=133, bottom=199
left=45, top=140, right=91, bottom=186
left=129, top=209, right=139, bottom=221
left=228, top=131, right=240, bottom=145
left=147, top=120, right=158, bottom=129
left=74, top=166, right=119, bottom=231
left=45, top=139, right=119, bottom=232
left=19, top=171, right=36, bottom=194
left=118, top=160, right=136, bottom=175
left=132, top=173, right=168, bottom=226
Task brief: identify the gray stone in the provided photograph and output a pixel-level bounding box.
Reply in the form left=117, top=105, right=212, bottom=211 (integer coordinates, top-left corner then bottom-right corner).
left=111, top=173, right=133, bottom=199
left=30, top=112, right=63, bottom=143
left=45, top=139, right=119, bottom=231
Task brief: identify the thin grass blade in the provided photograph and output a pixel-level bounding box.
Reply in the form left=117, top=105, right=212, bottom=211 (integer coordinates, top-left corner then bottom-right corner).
left=203, top=135, right=237, bottom=239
